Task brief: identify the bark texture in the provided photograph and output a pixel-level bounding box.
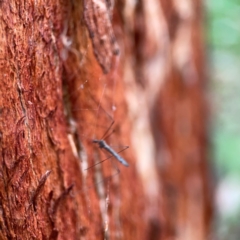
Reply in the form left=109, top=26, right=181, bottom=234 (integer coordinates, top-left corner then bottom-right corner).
left=0, top=0, right=212, bottom=240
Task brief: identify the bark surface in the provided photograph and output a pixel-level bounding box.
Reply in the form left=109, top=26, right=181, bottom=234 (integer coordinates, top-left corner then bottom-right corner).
left=0, top=0, right=212, bottom=239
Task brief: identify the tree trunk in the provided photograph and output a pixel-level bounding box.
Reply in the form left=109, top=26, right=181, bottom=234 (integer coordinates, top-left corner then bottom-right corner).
left=0, top=0, right=212, bottom=240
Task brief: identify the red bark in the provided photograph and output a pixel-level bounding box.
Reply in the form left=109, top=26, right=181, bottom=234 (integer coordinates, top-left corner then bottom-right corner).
left=0, top=0, right=212, bottom=239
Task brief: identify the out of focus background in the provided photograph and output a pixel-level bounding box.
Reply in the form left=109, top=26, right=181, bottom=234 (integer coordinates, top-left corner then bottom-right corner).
left=207, top=0, right=240, bottom=239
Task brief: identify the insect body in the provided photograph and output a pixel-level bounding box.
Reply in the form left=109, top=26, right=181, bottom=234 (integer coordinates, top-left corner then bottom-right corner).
left=92, top=139, right=129, bottom=167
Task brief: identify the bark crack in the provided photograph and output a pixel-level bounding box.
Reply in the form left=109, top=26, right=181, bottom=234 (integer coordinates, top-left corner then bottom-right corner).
left=16, top=79, right=37, bottom=182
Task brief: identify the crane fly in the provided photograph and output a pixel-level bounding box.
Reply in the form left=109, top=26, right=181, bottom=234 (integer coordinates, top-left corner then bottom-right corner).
left=92, top=139, right=129, bottom=167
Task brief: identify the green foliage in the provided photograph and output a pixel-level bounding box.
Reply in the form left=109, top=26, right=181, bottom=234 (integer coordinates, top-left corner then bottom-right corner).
left=207, top=0, right=240, bottom=239
left=214, top=130, right=240, bottom=177
left=207, top=0, right=240, bottom=53
left=207, top=0, right=240, bottom=178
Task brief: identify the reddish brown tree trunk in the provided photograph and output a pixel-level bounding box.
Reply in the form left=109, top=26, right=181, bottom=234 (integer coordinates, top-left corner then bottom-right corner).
left=0, top=0, right=212, bottom=239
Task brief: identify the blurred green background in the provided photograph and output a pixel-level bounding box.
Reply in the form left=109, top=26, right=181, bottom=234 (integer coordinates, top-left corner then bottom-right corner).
left=207, top=0, right=240, bottom=239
